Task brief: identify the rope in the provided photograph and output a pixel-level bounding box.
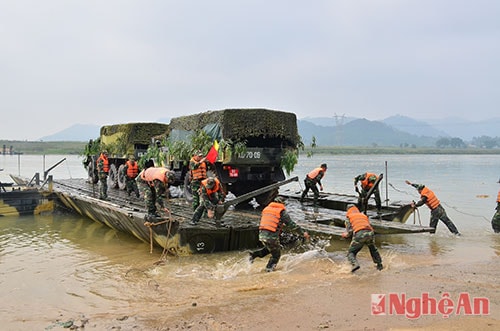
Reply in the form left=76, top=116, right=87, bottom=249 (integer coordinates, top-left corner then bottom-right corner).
left=388, top=183, right=413, bottom=196
left=144, top=219, right=171, bottom=254
left=411, top=206, right=422, bottom=225
left=442, top=201, right=491, bottom=223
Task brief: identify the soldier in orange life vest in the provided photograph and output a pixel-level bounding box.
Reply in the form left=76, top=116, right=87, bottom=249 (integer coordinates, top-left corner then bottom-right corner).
left=491, top=178, right=500, bottom=233
left=300, top=163, right=327, bottom=206
left=354, top=172, right=382, bottom=212
left=249, top=197, right=310, bottom=272
left=190, top=177, right=225, bottom=225
left=137, top=167, right=175, bottom=218
left=189, top=151, right=207, bottom=211
left=406, top=180, right=461, bottom=235
left=96, top=150, right=109, bottom=200
left=123, top=155, right=140, bottom=198
left=341, top=204, right=383, bottom=272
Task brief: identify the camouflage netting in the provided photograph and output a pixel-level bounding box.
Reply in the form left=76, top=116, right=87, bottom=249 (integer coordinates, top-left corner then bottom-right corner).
left=168, top=109, right=300, bottom=146
left=100, top=123, right=169, bottom=146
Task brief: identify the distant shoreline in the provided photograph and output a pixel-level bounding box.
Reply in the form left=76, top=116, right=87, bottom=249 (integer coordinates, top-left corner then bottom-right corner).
left=1, top=140, right=499, bottom=155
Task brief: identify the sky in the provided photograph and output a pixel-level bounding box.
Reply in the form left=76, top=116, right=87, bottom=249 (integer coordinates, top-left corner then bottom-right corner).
left=1, top=0, right=499, bottom=140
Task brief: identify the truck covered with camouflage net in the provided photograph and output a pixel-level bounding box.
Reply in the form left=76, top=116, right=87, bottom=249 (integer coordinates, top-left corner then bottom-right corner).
left=84, top=122, right=169, bottom=189
left=167, top=108, right=300, bottom=205
left=84, top=109, right=300, bottom=206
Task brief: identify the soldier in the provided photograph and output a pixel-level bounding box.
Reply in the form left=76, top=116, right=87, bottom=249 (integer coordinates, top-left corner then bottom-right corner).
left=341, top=204, right=383, bottom=272
left=189, top=150, right=207, bottom=210
left=406, top=180, right=461, bottom=235
left=137, top=167, right=175, bottom=218
left=492, top=178, right=500, bottom=233
left=354, top=172, right=382, bottom=212
left=190, top=177, right=225, bottom=225
left=300, top=163, right=327, bottom=206
left=249, top=197, right=310, bottom=272
left=123, top=155, right=140, bottom=198
left=96, top=150, right=109, bottom=200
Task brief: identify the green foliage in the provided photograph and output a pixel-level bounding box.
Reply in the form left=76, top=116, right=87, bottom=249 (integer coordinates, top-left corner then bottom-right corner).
left=281, top=148, right=299, bottom=175
left=306, top=136, right=317, bottom=158
left=138, top=139, right=168, bottom=168
left=163, top=130, right=214, bottom=165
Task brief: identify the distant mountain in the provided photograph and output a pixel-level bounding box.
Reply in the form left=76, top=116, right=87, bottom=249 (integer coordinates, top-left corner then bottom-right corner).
left=300, top=116, right=357, bottom=127
left=298, top=118, right=437, bottom=147
left=382, top=115, right=449, bottom=138
left=38, top=115, right=498, bottom=146
left=425, top=117, right=500, bottom=140
left=39, top=124, right=100, bottom=142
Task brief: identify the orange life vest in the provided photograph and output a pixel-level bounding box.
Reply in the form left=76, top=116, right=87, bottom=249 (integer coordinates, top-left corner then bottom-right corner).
left=141, top=167, right=168, bottom=184
left=347, top=210, right=373, bottom=233
left=190, top=157, right=207, bottom=180
left=307, top=167, right=325, bottom=180
left=420, top=187, right=440, bottom=210
left=361, top=172, right=378, bottom=190
left=97, top=153, right=109, bottom=173
left=201, top=178, right=221, bottom=196
left=126, top=160, right=139, bottom=178
left=259, top=202, right=285, bottom=232
left=497, top=190, right=500, bottom=203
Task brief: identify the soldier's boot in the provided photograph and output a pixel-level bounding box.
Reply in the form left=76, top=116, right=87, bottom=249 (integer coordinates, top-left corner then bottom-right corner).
left=265, top=257, right=279, bottom=272
left=351, top=262, right=360, bottom=273
left=376, top=263, right=384, bottom=271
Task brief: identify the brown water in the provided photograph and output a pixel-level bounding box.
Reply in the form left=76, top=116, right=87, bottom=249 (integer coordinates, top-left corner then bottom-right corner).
left=1, top=154, right=499, bottom=329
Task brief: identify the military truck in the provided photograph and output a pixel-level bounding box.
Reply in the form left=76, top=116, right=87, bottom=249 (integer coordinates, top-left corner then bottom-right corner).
left=84, top=109, right=300, bottom=206
left=84, top=122, right=169, bottom=189
left=166, top=108, right=300, bottom=205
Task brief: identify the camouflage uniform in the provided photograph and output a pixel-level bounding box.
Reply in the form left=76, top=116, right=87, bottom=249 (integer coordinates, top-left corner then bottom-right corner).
left=190, top=178, right=224, bottom=225
left=409, top=183, right=460, bottom=235
left=97, top=153, right=109, bottom=200
left=189, top=153, right=207, bottom=211
left=343, top=205, right=383, bottom=272
left=136, top=168, right=172, bottom=217
left=354, top=172, right=382, bottom=211
left=300, top=164, right=327, bottom=206
left=250, top=202, right=307, bottom=272
left=123, top=161, right=140, bottom=198
left=492, top=197, right=500, bottom=233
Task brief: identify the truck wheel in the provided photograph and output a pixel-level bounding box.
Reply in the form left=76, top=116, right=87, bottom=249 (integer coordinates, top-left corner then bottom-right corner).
left=117, top=164, right=127, bottom=190
left=107, top=164, right=119, bottom=189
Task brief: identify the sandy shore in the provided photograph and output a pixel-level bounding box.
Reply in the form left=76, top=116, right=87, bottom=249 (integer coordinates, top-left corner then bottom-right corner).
left=56, top=253, right=499, bottom=331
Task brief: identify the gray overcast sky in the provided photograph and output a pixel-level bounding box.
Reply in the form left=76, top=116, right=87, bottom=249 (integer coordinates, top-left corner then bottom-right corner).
left=1, top=0, right=499, bottom=140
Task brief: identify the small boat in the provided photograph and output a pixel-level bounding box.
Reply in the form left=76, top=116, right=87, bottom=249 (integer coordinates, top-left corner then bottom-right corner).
left=0, top=174, right=55, bottom=217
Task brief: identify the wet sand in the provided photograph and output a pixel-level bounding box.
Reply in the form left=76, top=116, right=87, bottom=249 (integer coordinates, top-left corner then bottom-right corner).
left=42, top=250, right=499, bottom=331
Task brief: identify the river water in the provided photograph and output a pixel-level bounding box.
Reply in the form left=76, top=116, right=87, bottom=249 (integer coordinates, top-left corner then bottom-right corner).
left=1, top=154, right=499, bottom=329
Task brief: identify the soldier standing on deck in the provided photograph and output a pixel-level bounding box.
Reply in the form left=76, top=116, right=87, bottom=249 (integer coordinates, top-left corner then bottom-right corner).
left=123, top=155, right=140, bottom=198
left=300, top=163, right=327, bottom=206
left=96, top=150, right=109, bottom=200
left=354, top=172, right=382, bottom=213
left=189, top=151, right=207, bottom=211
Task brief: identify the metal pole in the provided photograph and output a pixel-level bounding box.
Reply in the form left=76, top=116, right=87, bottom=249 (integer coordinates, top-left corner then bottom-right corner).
left=385, top=161, right=389, bottom=206
left=17, top=153, right=21, bottom=176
